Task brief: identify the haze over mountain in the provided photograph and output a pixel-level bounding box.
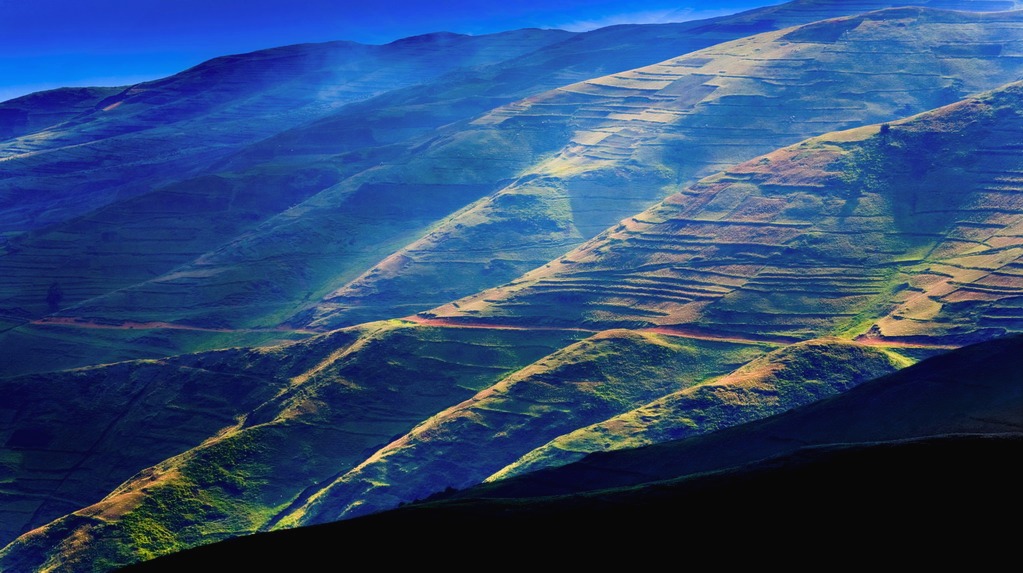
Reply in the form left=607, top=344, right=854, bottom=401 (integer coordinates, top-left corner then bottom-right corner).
left=110, top=334, right=1023, bottom=570
left=5, top=59, right=1023, bottom=573
left=324, top=5, right=1023, bottom=331
left=1, top=1, right=1021, bottom=571
left=0, top=0, right=777, bottom=102
left=4, top=0, right=1022, bottom=378
left=281, top=78, right=1023, bottom=526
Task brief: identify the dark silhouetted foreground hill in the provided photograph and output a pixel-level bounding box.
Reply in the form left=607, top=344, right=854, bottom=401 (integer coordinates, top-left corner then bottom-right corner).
left=118, top=335, right=1022, bottom=569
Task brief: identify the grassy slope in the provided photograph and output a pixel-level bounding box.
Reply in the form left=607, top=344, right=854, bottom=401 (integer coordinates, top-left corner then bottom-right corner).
left=280, top=331, right=770, bottom=525
left=4, top=4, right=1019, bottom=379
left=490, top=338, right=909, bottom=480
left=0, top=30, right=573, bottom=376
left=433, top=81, right=1023, bottom=344
left=111, top=333, right=1023, bottom=568
left=472, top=334, right=1023, bottom=499
left=114, top=435, right=1023, bottom=570
left=0, top=336, right=348, bottom=546
left=311, top=7, right=1023, bottom=331
left=0, top=322, right=583, bottom=569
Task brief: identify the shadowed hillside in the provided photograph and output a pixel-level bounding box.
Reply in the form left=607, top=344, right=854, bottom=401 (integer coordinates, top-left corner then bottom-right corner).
left=470, top=334, right=1023, bottom=498
left=0, top=321, right=582, bottom=551
left=305, top=6, right=1023, bottom=331
left=3, top=3, right=1023, bottom=571
left=0, top=87, right=121, bottom=141
left=6, top=77, right=1023, bottom=572
left=114, top=435, right=1023, bottom=569
left=489, top=339, right=913, bottom=480
left=283, top=337, right=902, bottom=525
left=111, top=335, right=1023, bottom=568
left=5, top=2, right=1023, bottom=378
left=431, top=81, right=1023, bottom=347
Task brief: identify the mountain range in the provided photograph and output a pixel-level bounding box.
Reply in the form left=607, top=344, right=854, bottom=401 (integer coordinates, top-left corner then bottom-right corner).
left=1, top=1, right=1021, bottom=570
left=114, top=334, right=1023, bottom=569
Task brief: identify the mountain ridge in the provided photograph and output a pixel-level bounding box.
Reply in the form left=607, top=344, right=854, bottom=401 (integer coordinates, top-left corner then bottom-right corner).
left=426, top=79, right=1023, bottom=347
left=2, top=2, right=1023, bottom=570
left=111, top=434, right=1023, bottom=570
left=5, top=72, right=1023, bottom=573
left=7, top=1, right=1022, bottom=378
left=111, top=333, right=1023, bottom=568
left=467, top=333, right=1023, bottom=499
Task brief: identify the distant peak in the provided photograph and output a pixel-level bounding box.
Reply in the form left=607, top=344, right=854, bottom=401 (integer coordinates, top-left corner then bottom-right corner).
left=385, top=31, right=470, bottom=47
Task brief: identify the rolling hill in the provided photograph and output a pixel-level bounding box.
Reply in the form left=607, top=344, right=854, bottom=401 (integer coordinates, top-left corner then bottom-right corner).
left=429, top=80, right=1023, bottom=346
left=4, top=1, right=1023, bottom=377
left=468, top=333, right=1023, bottom=499
left=119, top=435, right=1023, bottom=568
left=4, top=71, right=1023, bottom=573
left=282, top=337, right=905, bottom=525
left=2, top=2, right=1023, bottom=571
left=0, top=30, right=573, bottom=233
left=0, top=321, right=582, bottom=548
left=115, top=334, right=1023, bottom=569
left=304, top=6, right=1023, bottom=331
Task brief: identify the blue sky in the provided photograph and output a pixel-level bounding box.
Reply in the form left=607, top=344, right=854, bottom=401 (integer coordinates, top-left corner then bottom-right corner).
left=0, top=0, right=771, bottom=102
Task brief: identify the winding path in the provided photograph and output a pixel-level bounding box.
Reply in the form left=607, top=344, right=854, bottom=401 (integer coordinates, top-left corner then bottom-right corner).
left=29, top=317, right=317, bottom=335
left=27, top=315, right=965, bottom=351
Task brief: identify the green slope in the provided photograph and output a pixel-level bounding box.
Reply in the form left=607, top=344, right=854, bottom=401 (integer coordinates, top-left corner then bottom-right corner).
left=0, top=337, right=345, bottom=546
left=283, top=337, right=900, bottom=526
left=0, top=321, right=582, bottom=563
left=100, top=335, right=1023, bottom=569
left=279, top=330, right=771, bottom=525
left=304, top=7, right=1023, bottom=332
left=432, top=80, right=1023, bottom=344
left=110, top=435, right=1023, bottom=570
left=6, top=3, right=1019, bottom=380
left=470, top=334, right=1023, bottom=499
left=490, top=339, right=911, bottom=480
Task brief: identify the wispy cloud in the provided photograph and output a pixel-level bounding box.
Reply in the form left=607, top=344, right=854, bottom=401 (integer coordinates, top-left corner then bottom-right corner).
left=556, top=7, right=739, bottom=32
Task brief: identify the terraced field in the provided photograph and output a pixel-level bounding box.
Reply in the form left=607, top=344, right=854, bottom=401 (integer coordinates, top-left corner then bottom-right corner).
left=3, top=2, right=1023, bottom=571
left=6, top=3, right=1021, bottom=380
left=431, top=81, right=1023, bottom=347
left=7, top=76, right=1023, bottom=572
left=306, top=7, right=1023, bottom=331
